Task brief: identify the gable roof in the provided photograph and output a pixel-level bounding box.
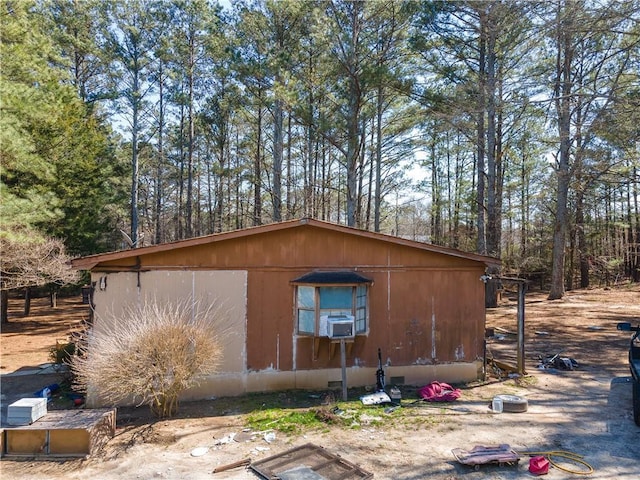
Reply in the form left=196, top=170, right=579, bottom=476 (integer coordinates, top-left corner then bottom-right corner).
left=71, top=218, right=500, bottom=270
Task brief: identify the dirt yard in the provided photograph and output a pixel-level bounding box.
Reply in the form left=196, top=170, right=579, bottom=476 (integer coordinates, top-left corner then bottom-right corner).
left=1, top=286, right=639, bottom=479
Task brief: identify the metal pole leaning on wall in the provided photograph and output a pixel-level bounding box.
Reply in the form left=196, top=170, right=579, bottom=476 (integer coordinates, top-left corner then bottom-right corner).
left=516, top=280, right=527, bottom=375
left=340, top=339, right=347, bottom=401
left=482, top=275, right=529, bottom=376
left=499, top=276, right=528, bottom=375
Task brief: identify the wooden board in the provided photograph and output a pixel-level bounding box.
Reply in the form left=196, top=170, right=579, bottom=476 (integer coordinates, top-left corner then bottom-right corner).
left=2, top=409, right=115, bottom=457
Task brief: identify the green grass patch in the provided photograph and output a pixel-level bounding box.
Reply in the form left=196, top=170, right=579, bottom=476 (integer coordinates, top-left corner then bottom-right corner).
left=244, top=398, right=402, bottom=434
left=246, top=408, right=325, bottom=434
left=212, top=387, right=475, bottom=435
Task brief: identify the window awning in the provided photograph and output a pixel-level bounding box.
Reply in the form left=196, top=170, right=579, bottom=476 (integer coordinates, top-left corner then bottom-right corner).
left=291, top=271, right=372, bottom=284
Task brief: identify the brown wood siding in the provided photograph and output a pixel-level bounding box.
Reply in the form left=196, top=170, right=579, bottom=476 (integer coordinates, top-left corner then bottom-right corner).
left=246, top=270, right=295, bottom=371
left=90, top=223, right=489, bottom=373
left=119, top=226, right=479, bottom=272
left=286, top=267, right=485, bottom=371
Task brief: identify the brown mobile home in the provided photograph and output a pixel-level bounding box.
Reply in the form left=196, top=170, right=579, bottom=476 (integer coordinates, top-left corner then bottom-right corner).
left=72, top=218, right=499, bottom=404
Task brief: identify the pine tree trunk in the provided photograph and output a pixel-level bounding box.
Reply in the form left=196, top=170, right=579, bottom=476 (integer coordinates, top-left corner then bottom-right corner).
left=186, top=34, right=195, bottom=238
left=576, top=191, right=590, bottom=288
left=24, top=287, right=31, bottom=317
left=50, top=288, right=58, bottom=308
left=1, top=290, right=8, bottom=324
left=374, top=85, right=383, bottom=232
left=476, top=9, right=487, bottom=256
left=549, top=6, right=574, bottom=300
left=273, top=98, right=283, bottom=222
left=254, top=88, right=263, bottom=226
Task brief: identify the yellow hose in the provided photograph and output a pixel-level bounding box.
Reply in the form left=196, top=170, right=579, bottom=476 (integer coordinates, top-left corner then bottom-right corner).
left=516, top=450, right=594, bottom=475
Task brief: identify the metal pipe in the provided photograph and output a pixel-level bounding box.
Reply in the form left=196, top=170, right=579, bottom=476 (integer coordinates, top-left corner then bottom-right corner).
left=340, top=339, right=347, bottom=401
left=517, top=281, right=527, bottom=375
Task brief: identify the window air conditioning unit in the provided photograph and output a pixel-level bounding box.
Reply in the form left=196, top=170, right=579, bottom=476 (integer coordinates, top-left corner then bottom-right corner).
left=323, top=314, right=355, bottom=339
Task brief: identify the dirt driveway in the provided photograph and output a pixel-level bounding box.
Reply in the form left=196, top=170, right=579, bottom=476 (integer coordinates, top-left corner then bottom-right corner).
left=1, top=287, right=639, bottom=479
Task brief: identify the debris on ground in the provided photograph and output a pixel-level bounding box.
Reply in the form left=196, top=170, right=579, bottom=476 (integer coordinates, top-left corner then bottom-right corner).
left=537, top=353, right=579, bottom=370
left=212, top=458, right=251, bottom=473
left=190, top=446, right=209, bottom=457
left=213, top=433, right=236, bottom=445
left=250, top=443, right=372, bottom=480
left=528, top=455, right=549, bottom=475
left=491, top=394, right=529, bottom=413
left=452, top=444, right=520, bottom=471
left=360, top=391, right=391, bottom=405
left=418, top=381, right=461, bottom=402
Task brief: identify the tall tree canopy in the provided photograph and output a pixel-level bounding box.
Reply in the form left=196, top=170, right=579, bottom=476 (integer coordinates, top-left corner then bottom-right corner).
left=1, top=0, right=121, bottom=319
left=2, top=0, right=639, bottom=299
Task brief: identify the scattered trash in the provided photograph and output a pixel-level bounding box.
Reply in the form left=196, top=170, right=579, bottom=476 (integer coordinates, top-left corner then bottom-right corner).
left=233, top=431, right=254, bottom=443
left=488, top=358, right=520, bottom=377
left=518, top=450, right=594, bottom=475
left=190, top=446, right=209, bottom=457
left=360, top=391, right=391, bottom=405
left=263, top=431, right=276, bottom=443
left=494, top=327, right=516, bottom=336
left=34, top=383, right=59, bottom=400
left=529, top=455, right=550, bottom=475
left=418, top=381, right=461, bottom=402
left=492, top=394, right=528, bottom=413
left=452, top=444, right=520, bottom=471
left=68, top=392, right=85, bottom=407
left=535, top=331, right=550, bottom=336
left=34, top=387, right=51, bottom=399
left=212, top=458, right=250, bottom=473
left=388, top=386, right=402, bottom=401
left=250, top=443, right=372, bottom=480
left=491, top=396, right=503, bottom=413
left=538, top=353, right=578, bottom=370
left=213, top=433, right=236, bottom=445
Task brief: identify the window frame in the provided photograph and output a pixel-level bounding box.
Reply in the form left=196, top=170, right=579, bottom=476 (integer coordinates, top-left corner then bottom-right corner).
left=294, top=282, right=370, bottom=337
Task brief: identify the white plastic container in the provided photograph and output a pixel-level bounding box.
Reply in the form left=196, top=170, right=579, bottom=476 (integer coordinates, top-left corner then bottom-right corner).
left=492, top=396, right=504, bottom=413
left=7, top=397, right=47, bottom=425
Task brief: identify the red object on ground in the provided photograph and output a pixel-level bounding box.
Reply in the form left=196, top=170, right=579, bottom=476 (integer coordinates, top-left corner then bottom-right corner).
left=418, top=381, right=461, bottom=402
left=529, top=456, right=550, bottom=475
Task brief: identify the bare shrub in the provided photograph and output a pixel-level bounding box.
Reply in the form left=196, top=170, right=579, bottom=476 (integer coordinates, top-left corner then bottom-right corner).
left=71, top=299, right=228, bottom=417
left=0, top=229, right=79, bottom=290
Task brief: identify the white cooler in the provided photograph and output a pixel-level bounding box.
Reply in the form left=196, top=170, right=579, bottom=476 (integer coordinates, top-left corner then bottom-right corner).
left=7, top=397, right=48, bottom=426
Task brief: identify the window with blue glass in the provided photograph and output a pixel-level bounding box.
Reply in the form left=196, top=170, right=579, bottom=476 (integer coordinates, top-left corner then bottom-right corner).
left=295, top=283, right=369, bottom=336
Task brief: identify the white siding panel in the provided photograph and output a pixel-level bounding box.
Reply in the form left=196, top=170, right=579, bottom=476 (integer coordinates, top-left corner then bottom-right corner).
left=89, top=270, right=247, bottom=374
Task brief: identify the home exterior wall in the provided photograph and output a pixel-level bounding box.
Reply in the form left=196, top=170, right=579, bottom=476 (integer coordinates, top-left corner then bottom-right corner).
left=83, top=222, right=490, bottom=403
left=90, top=270, right=247, bottom=375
